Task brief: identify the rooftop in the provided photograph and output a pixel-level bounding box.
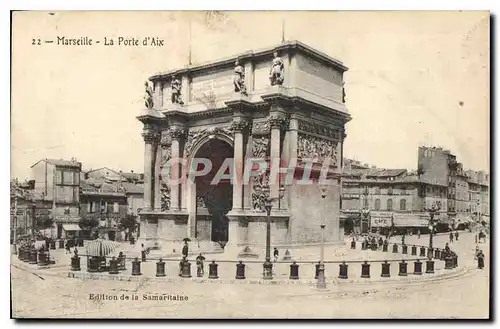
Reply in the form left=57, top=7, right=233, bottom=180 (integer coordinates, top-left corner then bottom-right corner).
left=31, top=158, right=82, bottom=168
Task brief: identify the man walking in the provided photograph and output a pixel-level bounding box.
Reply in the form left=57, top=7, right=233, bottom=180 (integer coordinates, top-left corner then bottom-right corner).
left=273, top=247, right=279, bottom=262
left=449, top=232, right=454, bottom=243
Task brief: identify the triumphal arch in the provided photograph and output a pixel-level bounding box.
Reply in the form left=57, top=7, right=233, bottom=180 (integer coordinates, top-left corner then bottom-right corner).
left=137, top=41, right=351, bottom=252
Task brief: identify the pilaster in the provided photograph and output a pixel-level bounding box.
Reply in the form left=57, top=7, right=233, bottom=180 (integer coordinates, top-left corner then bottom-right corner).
left=168, top=127, right=186, bottom=211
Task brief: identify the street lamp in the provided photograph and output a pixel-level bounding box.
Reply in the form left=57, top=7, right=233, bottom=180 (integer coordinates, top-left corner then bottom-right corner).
left=316, top=187, right=327, bottom=289
left=261, top=184, right=286, bottom=280
left=424, top=202, right=441, bottom=259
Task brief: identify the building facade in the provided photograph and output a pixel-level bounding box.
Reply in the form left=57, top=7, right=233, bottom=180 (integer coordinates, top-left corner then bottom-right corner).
left=30, top=158, right=82, bottom=239
left=137, top=41, right=351, bottom=250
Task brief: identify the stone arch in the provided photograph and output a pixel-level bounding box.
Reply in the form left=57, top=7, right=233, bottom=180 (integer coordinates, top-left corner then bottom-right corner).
left=186, top=130, right=234, bottom=168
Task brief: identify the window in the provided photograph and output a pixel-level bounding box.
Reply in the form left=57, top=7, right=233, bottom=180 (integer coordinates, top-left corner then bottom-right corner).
left=363, top=197, right=368, bottom=208
left=387, top=199, right=393, bottom=211
left=388, top=187, right=393, bottom=195
left=400, top=187, right=406, bottom=195
left=400, top=199, right=406, bottom=211
left=374, top=199, right=381, bottom=210
left=113, top=202, right=119, bottom=213
left=374, top=187, right=380, bottom=195
left=87, top=203, right=91, bottom=212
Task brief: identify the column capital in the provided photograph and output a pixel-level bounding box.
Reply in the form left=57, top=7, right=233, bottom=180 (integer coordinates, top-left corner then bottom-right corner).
left=141, top=130, right=159, bottom=143
left=267, top=113, right=289, bottom=131
left=230, top=118, right=251, bottom=134
left=168, top=127, right=186, bottom=141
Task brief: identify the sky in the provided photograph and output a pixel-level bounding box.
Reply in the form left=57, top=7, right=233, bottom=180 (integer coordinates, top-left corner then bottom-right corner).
left=11, top=11, right=490, bottom=180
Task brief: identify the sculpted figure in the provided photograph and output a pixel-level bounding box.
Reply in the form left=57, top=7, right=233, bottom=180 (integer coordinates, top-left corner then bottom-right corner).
left=160, top=184, right=171, bottom=211
left=269, top=51, right=284, bottom=86
left=171, top=75, right=184, bottom=105
left=144, top=81, right=154, bottom=109
left=233, top=60, right=247, bottom=94
left=342, top=82, right=346, bottom=103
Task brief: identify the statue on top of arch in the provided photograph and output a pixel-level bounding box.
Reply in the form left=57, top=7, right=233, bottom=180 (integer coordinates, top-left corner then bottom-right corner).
left=144, top=81, right=154, bottom=109
left=233, top=60, right=247, bottom=95
left=269, top=51, right=284, bottom=86
left=171, top=75, right=184, bottom=105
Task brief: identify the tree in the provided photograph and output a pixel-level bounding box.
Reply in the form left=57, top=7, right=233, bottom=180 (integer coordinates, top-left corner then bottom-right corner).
left=117, top=214, right=138, bottom=240
left=79, top=216, right=100, bottom=235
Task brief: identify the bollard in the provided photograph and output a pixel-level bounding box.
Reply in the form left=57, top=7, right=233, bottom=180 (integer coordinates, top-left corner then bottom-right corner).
left=392, top=244, right=398, bottom=253
left=50, top=241, right=56, bottom=250
left=382, top=241, right=388, bottom=252
left=444, top=256, right=454, bottom=269
left=156, top=258, right=166, bottom=277
left=141, top=250, right=147, bottom=262
left=434, top=249, right=440, bottom=260
left=411, top=245, right=417, bottom=256
left=338, top=261, right=348, bottom=279
left=361, top=261, right=371, bottom=278
left=88, top=257, right=99, bottom=272
left=181, top=260, right=192, bottom=278
left=37, top=250, right=48, bottom=267
left=420, top=246, right=426, bottom=257
left=29, top=250, right=38, bottom=264
left=402, top=244, right=408, bottom=255
left=398, top=260, right=408, bottom=276
left=289, top=261, right=299, bottom=280
left=427, top=247, right=433, bottom=259
left=71, top=254, right=81, bottom=271
left=350, top=239, right=356, bottom=249
left=208, top=261, right=219, bottom=279
left=130, top=236, right=135, bottom=245
left=413, top=259, right=422, bottom=275
left=131, top=257, right=142, bottom=276
left=235, top=260, right=246, bottom=279
left=425, top=260, right=435, bottom=274
left=315, top=261, right=320, bottom=279
left=59, top=240, right=64, bottom=249
left=117, top=253, right=126, bottom=270
left=453, top=254, right=458, bottom=268
left=109, top=257, right=119, bottom=274
left=381, top=261, right=391, bottom=277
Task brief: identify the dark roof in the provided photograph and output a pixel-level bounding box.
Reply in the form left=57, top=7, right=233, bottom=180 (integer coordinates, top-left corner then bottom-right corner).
left=120, top=172, right=144, bottom=182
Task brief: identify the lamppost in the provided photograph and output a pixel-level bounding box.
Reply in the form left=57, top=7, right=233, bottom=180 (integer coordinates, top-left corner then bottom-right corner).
left=361, top=208, right=370, bottom=235
left=316, top=187, right=327, bottom=289
left=424, top=202, right=441, bottom=259
left=261, top=184, right=286, bottom=280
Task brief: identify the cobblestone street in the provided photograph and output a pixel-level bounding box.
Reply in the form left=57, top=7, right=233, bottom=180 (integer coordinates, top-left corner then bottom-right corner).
left=11, top=232, right=489, bottom=318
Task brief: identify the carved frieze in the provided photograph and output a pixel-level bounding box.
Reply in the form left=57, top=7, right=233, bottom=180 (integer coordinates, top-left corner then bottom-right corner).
left=252, top=136, right=270, bottom=158
left=298, top=120, right=341, bottom=140
left=297, top=133, right=339, bottom=166
left=251, top=172, right=269, bottom=212
left=160, top=182, right=171, bottom=211
left=251, top=120, right=270, bottom=135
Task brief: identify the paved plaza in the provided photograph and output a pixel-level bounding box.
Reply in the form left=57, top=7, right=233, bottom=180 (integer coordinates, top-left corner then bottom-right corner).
left=11, top=231, right=489, bottom=318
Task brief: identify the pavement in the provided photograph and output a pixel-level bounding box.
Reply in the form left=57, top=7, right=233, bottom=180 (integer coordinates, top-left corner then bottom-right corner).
left=11, top=231, right=490, bottom=318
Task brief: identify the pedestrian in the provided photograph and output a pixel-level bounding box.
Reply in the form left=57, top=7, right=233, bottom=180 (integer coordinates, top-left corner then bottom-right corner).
left=455, top=231, right=459, bottom=241
left=141, top=244, right=148, bottom=262
left=477, top=250, right=485, bottom=269
left=65, top=240, right=71, bottom=254
left=449, top=232, right=454, bottom=243
left=417, top=229, right=421, bottom=239
left=474, top=245, right=480, bottom=261
left=273, top=247, right=279, bottom=262
left=196, top=253, right=205, bottom=277
left=182, top=241, right=189, bottom=258
left=179, top=256, right=186, bottom=276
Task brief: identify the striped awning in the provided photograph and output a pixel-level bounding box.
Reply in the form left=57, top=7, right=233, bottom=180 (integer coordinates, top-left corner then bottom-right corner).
left=85, top=239, right=120, bottom=257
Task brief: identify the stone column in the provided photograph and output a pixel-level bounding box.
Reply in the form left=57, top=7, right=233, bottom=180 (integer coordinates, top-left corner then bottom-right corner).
left=154, top=141, right=162, bottom=210
left=168, top=128, right=184, bottom=211
left=288, top=117, right=299, bottom=207
left=268, top=114, right=286, bottom=200
left=243, top=133, right=253, bottom=210
left=231, top=119, right=248, bottom=212
left=141, top=129, right=157, bottom=210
